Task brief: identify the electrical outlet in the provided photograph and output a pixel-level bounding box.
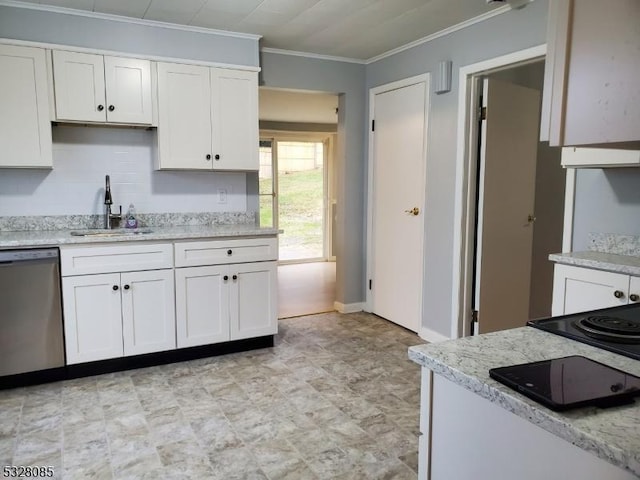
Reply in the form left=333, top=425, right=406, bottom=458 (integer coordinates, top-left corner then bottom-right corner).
left=217, top=188, right=228, bottom=204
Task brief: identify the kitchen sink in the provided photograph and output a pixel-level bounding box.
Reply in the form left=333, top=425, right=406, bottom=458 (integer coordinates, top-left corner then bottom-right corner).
left=70, top=228, right=153, bottom=237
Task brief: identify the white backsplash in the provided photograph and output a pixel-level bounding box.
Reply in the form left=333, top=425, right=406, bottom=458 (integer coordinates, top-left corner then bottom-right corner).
left=0, top=125, right=247, bottom=216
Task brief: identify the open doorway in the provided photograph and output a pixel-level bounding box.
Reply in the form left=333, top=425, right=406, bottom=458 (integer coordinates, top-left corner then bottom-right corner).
left=452, top=46, right=570, bottom=337
left=258, top=88, right=338, bottom=318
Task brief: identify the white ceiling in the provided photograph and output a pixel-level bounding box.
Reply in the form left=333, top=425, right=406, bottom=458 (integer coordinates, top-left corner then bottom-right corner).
left=14, top=0, right=511, bottom=60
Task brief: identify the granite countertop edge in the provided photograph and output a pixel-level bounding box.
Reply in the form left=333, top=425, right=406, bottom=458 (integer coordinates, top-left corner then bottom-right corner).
left=408, top=328, right=640, bottom=477
left=549, top=251, right=640, bottom=276
left=0, top=224, right=280, bottom=248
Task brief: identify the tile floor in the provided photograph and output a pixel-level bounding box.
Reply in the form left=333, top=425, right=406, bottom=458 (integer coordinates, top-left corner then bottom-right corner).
left=0, top=312, right=422, bottom=479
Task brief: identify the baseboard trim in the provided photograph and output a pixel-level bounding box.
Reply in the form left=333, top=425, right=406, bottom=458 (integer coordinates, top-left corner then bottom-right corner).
left=420, top=326, right=450, bottom=343
left=334, top=301, right=365, bottom=314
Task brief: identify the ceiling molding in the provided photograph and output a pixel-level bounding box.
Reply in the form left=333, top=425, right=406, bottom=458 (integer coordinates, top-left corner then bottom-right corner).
left=0, top=0, right=262, bottom=41
left=365, top=3, right=512, bottom=64
left=260, top=47, right=366, bottom=65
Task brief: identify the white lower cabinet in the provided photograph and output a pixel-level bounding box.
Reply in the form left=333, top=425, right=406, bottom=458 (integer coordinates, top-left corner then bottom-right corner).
left=552, top=264, right=639, bottom=316
left=60, top=243, right=175, bottom=364
left=174, top=237, right=278, bottom=348
left=175, top=265, right=229, bottom=347
left=62, top=273, right=123, bottom=364
left=63, top=269, right=175, bottom=364
left=230, top=262, right=278, bottom=340
left=176, top=261, right=277, bottom=347
left=420, top=370, right=637, bottom=480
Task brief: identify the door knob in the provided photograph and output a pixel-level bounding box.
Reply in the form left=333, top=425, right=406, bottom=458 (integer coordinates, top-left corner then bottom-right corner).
left=630, top=294, right=639, bottom=302
left=614, top=290, right=625, bottom=299
left=404, top=207, right=419, bottom=216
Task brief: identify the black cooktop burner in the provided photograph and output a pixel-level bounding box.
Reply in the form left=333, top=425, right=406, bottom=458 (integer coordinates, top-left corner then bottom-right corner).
left=573, top=315, right=640, bottom=344
left=527, top=304, right=640, bottom=361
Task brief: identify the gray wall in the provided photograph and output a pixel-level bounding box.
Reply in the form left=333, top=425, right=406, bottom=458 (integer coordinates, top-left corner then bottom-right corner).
left=0, top=5, right=258, bottom=67
left=573, top=169, right=640, bottom=251
left=259, top=52, right=366, bottom=306
left=366, top=0, right=550, bottom=337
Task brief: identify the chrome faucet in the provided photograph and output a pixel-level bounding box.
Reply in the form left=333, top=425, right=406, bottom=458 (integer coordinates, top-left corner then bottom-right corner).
left=104, top=175, right=122, bottom=229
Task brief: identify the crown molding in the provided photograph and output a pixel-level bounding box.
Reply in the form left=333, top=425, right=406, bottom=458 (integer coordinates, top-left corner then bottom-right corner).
left=0, top=0, right=261, bottom=41
left=260, top=47, right=366, bottom=65
left=365, top=4, right=512, bottom=64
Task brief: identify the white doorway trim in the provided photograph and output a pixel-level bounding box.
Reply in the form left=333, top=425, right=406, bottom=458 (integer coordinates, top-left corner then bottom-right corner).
left=450, top=44, right=576, bottom=339
left=365, top=73, right=430, bottom=320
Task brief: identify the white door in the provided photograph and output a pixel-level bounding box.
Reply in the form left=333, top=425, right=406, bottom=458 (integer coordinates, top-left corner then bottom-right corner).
left=211, top=69, right=259, bottom=171
left=0, top=44, right=52, bottom=168
left=475, top=78, right=541, bottom=333
left=104, top=56, right=152, bottom=125
left=157, top=62, right=212, bottom=169
left=52, top=50, right=106, bottom=122
left=371, top=80, right=428, bottom=332
left=230, top=261, right=277, bottom=340
left=121, top=269, right=176, bottom=356
left=175, top=265, right=230, bottom=347
left=62, top=273, right=123, bottom=364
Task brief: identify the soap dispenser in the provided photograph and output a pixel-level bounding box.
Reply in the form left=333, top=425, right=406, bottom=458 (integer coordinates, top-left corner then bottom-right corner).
left=125, top=204, right=138, bottom=229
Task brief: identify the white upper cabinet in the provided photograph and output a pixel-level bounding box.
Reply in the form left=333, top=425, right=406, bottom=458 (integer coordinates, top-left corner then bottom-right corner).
left=156, top=62, right=213, bottom=169
left=156, top=62, right=259, bottom=171
left=0, top=44, right=52, bottom=168
left=53, top=50, right=152, bottom=125
left=211, top=69, right=259, bottom=171
left=541, top=0, right=640, bottom=148
left=561, top=147, right=640, bottom=168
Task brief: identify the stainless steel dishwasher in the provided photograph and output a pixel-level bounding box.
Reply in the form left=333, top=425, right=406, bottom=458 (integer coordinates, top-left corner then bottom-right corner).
left=0, top=248, right=65, bottom=377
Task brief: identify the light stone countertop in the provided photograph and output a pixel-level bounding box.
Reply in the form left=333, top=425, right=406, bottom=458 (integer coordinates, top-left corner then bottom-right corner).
left=549, top=251, right=640, bottom=276
left=408, top=328, right=640, bottom=477
left=0, top=224, right=279, bottom=248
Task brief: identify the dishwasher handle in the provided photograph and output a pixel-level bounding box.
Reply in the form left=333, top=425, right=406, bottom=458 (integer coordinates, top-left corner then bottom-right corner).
left=0, top=248, right=59, bottom=264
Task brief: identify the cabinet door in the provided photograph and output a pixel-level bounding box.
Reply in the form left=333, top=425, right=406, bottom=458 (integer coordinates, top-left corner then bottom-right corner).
left=552, top=264, right=628, bottom=316
left=104, top=56, right=152, bottom=125
left=230, top=261, right=277, bottom=340
left=157, top=62, right=212, bottom=169
left=0, top=44, right=52, bottom=168
left=542, top=0, right=640, bottom=147
left=62, top=273, right=123, bottom=364
left=53, top=50, right=106, bottom=122
left=121, top=269, right=176, bottom=356
left=630, top=276, right=640, bottom=305
left=210, top=69, right=259, bottom=171
left=175, top=265, right=230, bottom=347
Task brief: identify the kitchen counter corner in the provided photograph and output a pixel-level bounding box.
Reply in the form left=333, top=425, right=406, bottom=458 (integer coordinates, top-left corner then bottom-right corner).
left=409, top=328, right=640, bottom=477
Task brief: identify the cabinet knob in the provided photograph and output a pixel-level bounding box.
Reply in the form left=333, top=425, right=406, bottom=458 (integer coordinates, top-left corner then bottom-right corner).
left=614, top=290, right=625, bottom=299
left=97, top=105, right=104, bottom=111
left=123, top=284, right=130, bottom=290
left=112, top=285, right=119, bottom=291
left=227, top=249, right=232, bottom=255
left=232, top=275, right=238, bottom=280
left=215, top=154, right=220, bottom=160
left=206, top=154, right=212, bottom=160
left=108, top=105, right=115, bottom=112
left=630, top=294, right=639, bottom=302
left=223, top=275, right=229, bottom=281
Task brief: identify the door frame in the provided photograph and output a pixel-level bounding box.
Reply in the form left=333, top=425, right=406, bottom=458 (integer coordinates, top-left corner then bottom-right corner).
left=259, top=130, right=335, bottom=264
left=365, top=73, right=430, bottom=326
left=450, top=44, right=577, bottom=339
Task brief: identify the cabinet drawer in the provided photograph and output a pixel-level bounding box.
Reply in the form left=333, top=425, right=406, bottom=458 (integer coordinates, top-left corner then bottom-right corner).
left=174, top=237, right=277, bottom=267
left=61, top=243, right=173, bottom=276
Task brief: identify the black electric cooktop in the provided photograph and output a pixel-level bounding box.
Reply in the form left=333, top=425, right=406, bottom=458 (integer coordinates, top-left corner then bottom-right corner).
left=528, top=304, right=640, bottom=361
